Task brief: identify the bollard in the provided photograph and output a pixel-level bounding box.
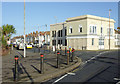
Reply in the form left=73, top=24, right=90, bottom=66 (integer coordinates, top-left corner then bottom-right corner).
left=65, top=47, right=67, bottom=56
left=67, top=50, right=69, bottom=65
left=57, top=51, right=60, bottom=68
left=14, top=55, right=19, bottom=81
left=40, top=54, right=44, bottom=74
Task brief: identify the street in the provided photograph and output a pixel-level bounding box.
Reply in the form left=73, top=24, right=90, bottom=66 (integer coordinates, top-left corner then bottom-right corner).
left=46, top=50, right=119, bottom=83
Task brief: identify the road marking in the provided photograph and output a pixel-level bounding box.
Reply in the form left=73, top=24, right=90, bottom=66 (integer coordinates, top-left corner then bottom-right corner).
left=116, top=81, right=120, bottom=84
left=114, top=78, right=120, bottom=81
left=52, top=73, right=75, bottom=84
left=84, top=51, right=109, bottom=64
left=68, top=73, right=76, bottom=75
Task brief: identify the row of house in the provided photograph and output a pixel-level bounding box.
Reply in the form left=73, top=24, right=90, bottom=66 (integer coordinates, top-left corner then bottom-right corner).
left=13, top=31, right=50, bottom=46
left=50, top=15, right=120, bottom=50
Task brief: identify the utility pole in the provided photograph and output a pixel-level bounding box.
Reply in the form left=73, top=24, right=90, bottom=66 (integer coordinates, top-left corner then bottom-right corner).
left=54, top=16, right=57, bottom=49
left=24, top=0, right=26, bottom=57
left=109, top=9, right=111, bottom=50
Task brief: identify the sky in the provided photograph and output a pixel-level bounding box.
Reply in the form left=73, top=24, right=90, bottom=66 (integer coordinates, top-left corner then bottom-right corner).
left=2, top=2, right=118, bottom=38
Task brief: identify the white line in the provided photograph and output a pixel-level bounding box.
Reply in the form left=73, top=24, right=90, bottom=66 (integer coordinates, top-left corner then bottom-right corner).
left=116, top=81, right=120, bottom=84
left=52, top=74, right=68, bottom=84
left=52, top=72, right=75, bottom=84
left=114, top=78, right=120, bottom=80
left=68, top=73, right=76, bottom=75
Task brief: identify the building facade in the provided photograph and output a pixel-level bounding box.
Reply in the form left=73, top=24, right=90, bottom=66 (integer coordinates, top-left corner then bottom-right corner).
left=50, top=15, right=116, bottom=50
left=114, top=27, right=120, bottom=49
left=50, top=22, right=67, bottom=49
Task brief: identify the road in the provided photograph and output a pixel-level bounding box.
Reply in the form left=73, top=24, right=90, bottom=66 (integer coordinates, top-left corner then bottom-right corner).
left=44, top=50, right=119, bottom=83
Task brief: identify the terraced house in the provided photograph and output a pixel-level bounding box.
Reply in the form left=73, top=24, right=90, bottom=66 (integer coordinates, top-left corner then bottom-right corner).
left=50, top=15, right=116, bottom=50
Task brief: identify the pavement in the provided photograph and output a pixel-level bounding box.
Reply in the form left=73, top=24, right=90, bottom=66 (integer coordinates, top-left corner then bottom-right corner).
left=2, top=47, right=81, bottom=83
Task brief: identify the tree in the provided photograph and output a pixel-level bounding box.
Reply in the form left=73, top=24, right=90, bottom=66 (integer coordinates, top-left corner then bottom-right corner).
left=2, top=24, right=16, bottom=48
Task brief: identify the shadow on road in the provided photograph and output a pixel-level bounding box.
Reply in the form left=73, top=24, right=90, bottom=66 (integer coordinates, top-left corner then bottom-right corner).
left=31, top=65, right=41, bottom=73
left=20, top=63, right=34, bottom=83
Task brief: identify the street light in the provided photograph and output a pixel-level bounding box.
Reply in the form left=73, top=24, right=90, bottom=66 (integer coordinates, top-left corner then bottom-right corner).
left=24, top=0, right=26, bottom=57
left=109, top=9, right=112, bottom=50
left=37, top=24, right=47, bottom=48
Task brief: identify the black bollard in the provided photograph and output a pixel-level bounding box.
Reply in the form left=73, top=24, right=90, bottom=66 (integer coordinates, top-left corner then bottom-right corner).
left=14, top=55, right=19, bottom=81
left=40, top=54, right=44, bottom=74
left=57, top=51, right=60, bottom=68
left=67, top=50, right=69, bottom=65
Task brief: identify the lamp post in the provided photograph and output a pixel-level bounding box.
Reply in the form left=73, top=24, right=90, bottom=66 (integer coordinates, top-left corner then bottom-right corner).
left=109, top=9, right=112, bottom=50
left=24, top=0, right=26, bottom=57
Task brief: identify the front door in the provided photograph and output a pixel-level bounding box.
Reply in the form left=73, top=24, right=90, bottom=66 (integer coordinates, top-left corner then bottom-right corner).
left=99, top=38, right=104, bottom=50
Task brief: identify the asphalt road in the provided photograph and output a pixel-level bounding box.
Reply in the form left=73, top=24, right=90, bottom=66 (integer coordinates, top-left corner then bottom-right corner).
left=16, top=47, right=119, bottom=83
left=44, top=50, right=120, bottom=83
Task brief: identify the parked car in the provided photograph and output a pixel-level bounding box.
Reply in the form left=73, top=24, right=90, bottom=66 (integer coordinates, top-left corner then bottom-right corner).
left=18, top=43, right=24, bottom=50
left=26, top=43, right=32, bottom=49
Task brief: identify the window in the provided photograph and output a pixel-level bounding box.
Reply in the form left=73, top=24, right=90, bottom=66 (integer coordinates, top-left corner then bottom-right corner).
left=101, top=27, right=103, bottom=33
left=61, top=30, right=62, bottom=37
left=52, top=40, right=56, bottom=45
left=89, top=25, right=97, bottom=34
left=99, top=39, right=104, bottom=45
left=52, top=31, right=54, bottom=37
left=69, top=27, right=72, bottom=33
left=52, top=31, right=56, bottom=37
left=107, top=28, right=113, bottom=35
left=92, top=38, right=94, bottom=45
left=65, top=29, right=67, bottom=36
left=58, top=30, right=60, bottom=37
left=61, top=40, right=62, bottom=44
left=79, top=25, right=82, bottom=32
left=65, top=39, right=67, bottom=46
left=58, top=40, right=60, bottom=44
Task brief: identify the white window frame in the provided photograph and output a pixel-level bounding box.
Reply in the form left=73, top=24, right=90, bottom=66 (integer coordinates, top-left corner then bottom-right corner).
left=92, top=38, right=94, bottom=45
left=69, top=26, right=72, bottom=34
left=107, top=28, right=113, bottom=35
left=89, top=25, right=97, bottom=34
left=79, top=25, right=82, bottom=32
left=101, top=27, right=103, bottom=34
